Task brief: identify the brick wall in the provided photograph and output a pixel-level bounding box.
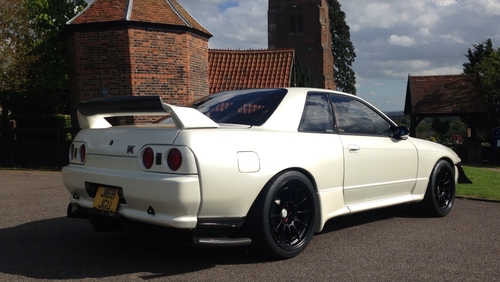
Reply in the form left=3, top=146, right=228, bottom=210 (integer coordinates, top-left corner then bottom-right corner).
left=188, top=34, right=210, bottom=102
left=67, top=23, right=210, bottom=126
left=67, top=27, right=132, bottom=99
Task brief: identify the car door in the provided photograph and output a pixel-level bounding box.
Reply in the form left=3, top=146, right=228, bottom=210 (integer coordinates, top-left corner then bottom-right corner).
left=330, top=95, right=418, bottom=205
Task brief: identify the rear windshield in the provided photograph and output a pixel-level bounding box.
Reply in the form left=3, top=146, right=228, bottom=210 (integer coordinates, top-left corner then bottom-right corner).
left=189, top=89, right=287, bottom=126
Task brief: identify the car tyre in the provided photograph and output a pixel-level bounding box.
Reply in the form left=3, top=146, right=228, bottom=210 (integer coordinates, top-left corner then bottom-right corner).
left=248, top=171, right=317, bottom=259
left=421, top=160, right=456, bottom=217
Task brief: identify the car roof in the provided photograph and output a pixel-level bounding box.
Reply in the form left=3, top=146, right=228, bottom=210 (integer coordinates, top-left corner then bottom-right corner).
left=259, top=87, right=394, bottom=132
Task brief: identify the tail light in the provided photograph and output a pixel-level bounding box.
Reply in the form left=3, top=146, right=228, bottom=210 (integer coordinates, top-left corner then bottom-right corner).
left=69, top=142, right=87, bottom=164
left=69, top=143, right=75, bottom=162
left=142, top=147, right=154, bottom=169
left=167, top=148, right=182, bottom=171
left=139, top=145, right=193, bottom=173
left=79, top=144, right=86, bottom=163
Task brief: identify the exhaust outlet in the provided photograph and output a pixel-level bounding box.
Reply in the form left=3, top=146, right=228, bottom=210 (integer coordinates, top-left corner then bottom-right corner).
left=67, top=203, right=88, bottom=219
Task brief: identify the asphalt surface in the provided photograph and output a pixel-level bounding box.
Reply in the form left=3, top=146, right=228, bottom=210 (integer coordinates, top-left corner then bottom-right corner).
left=0, top=170, right=499, bottom=281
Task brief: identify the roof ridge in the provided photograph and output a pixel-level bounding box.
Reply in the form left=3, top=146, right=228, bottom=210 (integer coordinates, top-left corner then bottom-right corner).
left=170, top=0, right=212, bottom=34
left=165, top=0, right=191, bottom=28
left=125, top=0, right=133, bottom=21
left=409, top=74, right=464, bottom=78
left=66, top=0, right=97, bottom=24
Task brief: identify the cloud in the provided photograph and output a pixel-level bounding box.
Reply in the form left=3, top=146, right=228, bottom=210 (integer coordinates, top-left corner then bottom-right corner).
left=415, top=66, right=463, bottom=76
left=438, top=34, right=466, bottom=44
left=178, top=0, right=268, bottom=49
left=346, top=3, right=414, bottom=31
left=432, top=0, right=457, bottom=7
left=472, top=0, right=500, bottom=16
left=388, top=35, right=417, bottom=47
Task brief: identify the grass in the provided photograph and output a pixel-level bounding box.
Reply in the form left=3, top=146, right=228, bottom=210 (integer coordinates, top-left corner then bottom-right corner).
left=457, top=165, right=500, bottom=201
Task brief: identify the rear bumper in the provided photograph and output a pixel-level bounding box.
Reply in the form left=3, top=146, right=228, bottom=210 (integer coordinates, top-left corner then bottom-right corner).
left=62, top=164, right=201, bottom=229
left=66, top=201, right=252, bottom=247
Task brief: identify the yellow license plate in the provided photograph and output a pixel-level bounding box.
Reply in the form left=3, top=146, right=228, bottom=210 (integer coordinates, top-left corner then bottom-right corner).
left=92, top=186, right=120, bottom=213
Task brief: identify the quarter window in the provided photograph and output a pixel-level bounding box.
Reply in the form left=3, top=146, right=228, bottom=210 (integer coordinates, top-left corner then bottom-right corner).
left=299, top=93, right=334, bottom=133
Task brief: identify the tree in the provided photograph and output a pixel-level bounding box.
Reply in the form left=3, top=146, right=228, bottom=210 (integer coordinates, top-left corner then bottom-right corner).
left=0, top=0, right=37, bottom=125
left=463, top=39, right=494, bottom=74
left=431, top=117, right=450, bottom=135
left=0, top=0, right=86, bottom=127
left=328, top=0, right=356, bottom=94
left=291, top=58, right=310, bottom=87
left=0, top=3, right=34, bottom=92
left=463, top=39, right=500, bottom=143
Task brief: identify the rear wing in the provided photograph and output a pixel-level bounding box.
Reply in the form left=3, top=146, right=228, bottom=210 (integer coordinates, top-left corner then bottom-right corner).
left=77, top=96, right=219, bottom=129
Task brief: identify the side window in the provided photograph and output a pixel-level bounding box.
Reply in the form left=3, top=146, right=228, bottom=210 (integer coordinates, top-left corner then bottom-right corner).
left=299, top=93, right=334, bottom=133
left=330, top=96, right=393, bottom=136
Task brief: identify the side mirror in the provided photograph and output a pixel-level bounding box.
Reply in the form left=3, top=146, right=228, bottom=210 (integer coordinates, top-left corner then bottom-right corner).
left=393, top=126, right=410, bottom=140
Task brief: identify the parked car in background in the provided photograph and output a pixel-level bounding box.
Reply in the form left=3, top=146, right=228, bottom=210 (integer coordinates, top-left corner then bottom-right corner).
left=63, top=88, right=468, bottom=259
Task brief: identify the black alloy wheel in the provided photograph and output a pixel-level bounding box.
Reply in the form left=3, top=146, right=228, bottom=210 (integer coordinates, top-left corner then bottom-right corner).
left=421, top=160, right=456, bottom=217
left=249, top=171, right=317, bottom=259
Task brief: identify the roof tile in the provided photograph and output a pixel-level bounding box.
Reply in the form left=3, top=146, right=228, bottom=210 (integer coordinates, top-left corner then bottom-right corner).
left=68, top=0, right=211, bottom=36
left=405, top=74, right=487, bottom=115
left=208, top=49, right=295, bottom=94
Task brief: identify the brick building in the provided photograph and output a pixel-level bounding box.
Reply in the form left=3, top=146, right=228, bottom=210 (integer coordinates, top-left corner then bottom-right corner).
left=65, top=0, right=212, bottom=125
left=64, top=0, right=335, bottom=125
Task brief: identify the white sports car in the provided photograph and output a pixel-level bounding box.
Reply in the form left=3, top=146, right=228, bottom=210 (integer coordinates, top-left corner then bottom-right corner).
left=63, top=88, right=468, bottom=258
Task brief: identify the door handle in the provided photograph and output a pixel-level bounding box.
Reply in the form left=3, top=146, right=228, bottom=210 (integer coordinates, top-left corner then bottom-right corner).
left=348, top=144, right=360, bottom=153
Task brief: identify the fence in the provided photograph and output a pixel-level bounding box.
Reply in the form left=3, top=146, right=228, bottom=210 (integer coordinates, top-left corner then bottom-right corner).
left=0, top=124, right=79, bottom=168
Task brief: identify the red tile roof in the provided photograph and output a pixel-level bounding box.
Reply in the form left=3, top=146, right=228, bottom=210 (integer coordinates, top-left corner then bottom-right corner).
left=208, top=49, right=295, bottom=94
left=405, top=74, right=487, bottom=115
left=67, top=0, right=211, bottom=36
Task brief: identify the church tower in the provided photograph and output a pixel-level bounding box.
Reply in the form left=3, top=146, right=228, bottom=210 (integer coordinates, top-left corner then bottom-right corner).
left=268, top=0, right=336, bottom=90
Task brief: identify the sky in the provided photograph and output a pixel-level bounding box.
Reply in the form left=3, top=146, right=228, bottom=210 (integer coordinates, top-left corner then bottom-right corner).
left=85, top=0, right=500, bottom=112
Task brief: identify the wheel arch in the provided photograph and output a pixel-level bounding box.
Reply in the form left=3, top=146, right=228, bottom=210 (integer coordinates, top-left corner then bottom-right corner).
left=280, top=167, right=318, bottom=191
left=441, top=157, right=455, bottom=170
left=434, top=157, right=457, bottom=180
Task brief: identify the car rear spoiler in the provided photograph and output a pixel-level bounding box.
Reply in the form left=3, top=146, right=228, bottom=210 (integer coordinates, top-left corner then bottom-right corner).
left=77, top=96, right=219, bottom=129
